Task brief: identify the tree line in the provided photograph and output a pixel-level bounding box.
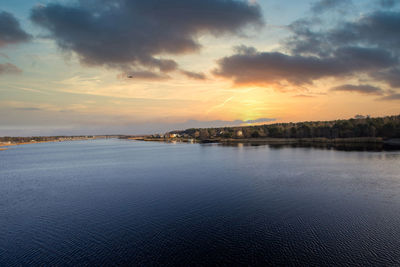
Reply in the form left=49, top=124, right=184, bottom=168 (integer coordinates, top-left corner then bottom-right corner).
left=169, top=115, right=400, bottom=140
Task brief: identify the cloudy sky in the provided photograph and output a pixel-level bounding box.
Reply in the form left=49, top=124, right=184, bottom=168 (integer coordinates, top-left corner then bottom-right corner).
left=1, top=0, right=399, bottom=135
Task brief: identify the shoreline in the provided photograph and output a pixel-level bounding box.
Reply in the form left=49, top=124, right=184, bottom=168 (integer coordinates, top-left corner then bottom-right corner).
left=129, top=137, right=400, bottom=147
left=2, top=136, right=399, bottom=151
left=0, top=137, right=108, bottom=150
left=0, top=140, right=56, bottom=147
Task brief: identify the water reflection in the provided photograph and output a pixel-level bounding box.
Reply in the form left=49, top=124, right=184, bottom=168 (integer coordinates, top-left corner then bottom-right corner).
left=1, top=139, right=400, bottom=266
left=215, top=142, right=400, bottom=151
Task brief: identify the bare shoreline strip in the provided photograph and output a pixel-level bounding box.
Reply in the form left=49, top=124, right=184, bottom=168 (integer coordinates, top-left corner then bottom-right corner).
left=0, top=138, right=104, bottom=150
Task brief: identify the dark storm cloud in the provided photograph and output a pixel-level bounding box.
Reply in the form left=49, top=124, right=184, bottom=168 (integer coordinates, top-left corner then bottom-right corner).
left=287, top=11, right=400, bottom=56
left=371, top=68, right=400, bottom=88
left=329, top=11, right=400, bottom=51
left=0, top=11, right=31, bottom=47
left=30, top=0, right=263, bottom=73
left=284, top=10, right=400, bottom=88
left=215, top=8, right=400, bottom=90
left=180, top=70, right=206, bottom=80
left=378, top=0, right=398, bottom=8
left=310, top=0, right=351, bottom=13
left=330, top=84, right=384, bottom=95
left=286, top=18, right=329, bottom=56
left=0, top=63, right=22, bottom=75
left=213, top=46, right=397, bottom=86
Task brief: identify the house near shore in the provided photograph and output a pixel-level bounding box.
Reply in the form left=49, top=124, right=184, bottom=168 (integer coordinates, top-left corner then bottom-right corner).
left=235, top=130, right=243, bottom=138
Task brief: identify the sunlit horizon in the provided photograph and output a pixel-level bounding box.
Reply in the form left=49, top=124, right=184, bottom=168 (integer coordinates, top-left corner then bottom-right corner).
left=1, top=0, right=399, bottom=135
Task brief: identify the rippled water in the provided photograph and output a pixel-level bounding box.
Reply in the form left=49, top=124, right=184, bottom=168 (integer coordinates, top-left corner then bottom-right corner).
left=1, top=139, right=400, bottom=265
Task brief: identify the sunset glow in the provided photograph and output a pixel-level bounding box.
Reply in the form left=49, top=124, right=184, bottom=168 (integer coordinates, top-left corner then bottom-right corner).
left=1, top=0, right=399, bottom=135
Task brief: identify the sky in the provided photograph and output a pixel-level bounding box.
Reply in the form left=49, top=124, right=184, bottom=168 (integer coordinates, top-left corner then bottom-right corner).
left=0, top=0, right=399, bottom=136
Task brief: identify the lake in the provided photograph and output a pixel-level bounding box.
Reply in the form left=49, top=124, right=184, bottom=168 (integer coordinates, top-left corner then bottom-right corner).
left=1, top=139, right=400, bottom=265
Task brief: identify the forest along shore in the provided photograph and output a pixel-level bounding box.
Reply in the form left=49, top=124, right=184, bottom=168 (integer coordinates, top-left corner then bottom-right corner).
left=2, top=115, right=400, bottom=150
left=126, top=115, right=400, bottom=148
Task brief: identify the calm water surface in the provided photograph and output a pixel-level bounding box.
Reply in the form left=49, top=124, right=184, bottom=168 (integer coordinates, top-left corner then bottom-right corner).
left=1, top=139, right=400, bottom=266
